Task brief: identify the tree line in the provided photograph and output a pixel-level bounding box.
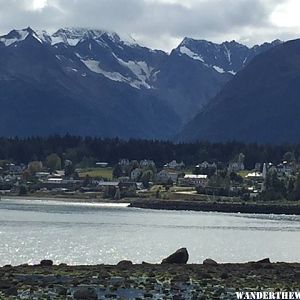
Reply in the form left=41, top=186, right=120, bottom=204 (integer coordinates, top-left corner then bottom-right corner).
left=1, top=135, right=300, bottom=168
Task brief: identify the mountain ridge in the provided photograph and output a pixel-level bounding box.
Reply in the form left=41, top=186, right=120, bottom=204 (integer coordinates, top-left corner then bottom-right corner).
left=0, top=27, right=283, bottom=139
left=178, top=38, right=300, bottom=144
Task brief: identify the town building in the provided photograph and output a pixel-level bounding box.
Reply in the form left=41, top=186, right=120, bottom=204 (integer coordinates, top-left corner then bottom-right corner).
left=156, top=170, right=179, bottom=184
left=179, top=174, right=208, bottom=187
left=164, top=160, right=185, bottom=170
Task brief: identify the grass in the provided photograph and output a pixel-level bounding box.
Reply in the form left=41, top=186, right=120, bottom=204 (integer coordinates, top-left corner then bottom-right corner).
left=78, top=167, right=113, bottom=180
left=238, top=170, right=251, bottom=178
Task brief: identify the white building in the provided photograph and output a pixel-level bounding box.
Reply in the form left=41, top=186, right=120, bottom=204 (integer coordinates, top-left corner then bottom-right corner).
left=179, top=174, right=208, bottom=187
left=164, top=160, right=185, bottom=169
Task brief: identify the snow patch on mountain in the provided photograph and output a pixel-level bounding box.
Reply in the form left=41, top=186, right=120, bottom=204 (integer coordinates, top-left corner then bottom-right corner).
left=81, top=59, right=125, bottom=80
left=0, top=28, right=49, bottom=46
left=51, top=32, right=80, bottom=46
left=114, top=55, right=153, bottom=88
left=81, top=58, right=148, bottom=89
left=51, top=27, right=137, bottom=48
left=179, top=46, right=204, bottom=62
left=35, top=30, right=52, bottom=44
left=213, top=66, right=225, bottom=73
left=0, top=29, right=29, bottom=46
left=223, top=44, right=231, bottom=64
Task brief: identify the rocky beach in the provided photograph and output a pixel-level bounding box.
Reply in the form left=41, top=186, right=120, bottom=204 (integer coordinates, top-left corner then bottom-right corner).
left=0, top=253, right=299, bottom=299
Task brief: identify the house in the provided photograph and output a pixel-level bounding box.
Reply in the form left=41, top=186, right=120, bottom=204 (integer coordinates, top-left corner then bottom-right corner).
left=276, top=161, right=293, bottom=177
left=254, top=163, right=262, bottom=171
left=119, top=159, right=130, bottom=166
left=95, top=162, right=109, bottom=168
left=164, top=160, right=185, bottom=170
left=3, top=174, right=18, bottom=184
left=41, top=178, right=83, bottom=190
left=98, top=181, right=119, bottom=188
left=140, top=160, right=155, bottom=168
left=35, top=172, right=51, bottom=180
left=53, top=170, right=65, bottom=178
left=118, top=176, right=131, bottom=182
left=197, top=161, right=217, bottom=169
left=118, top=181, right=137, bottom=197
left=46, top=178, right=63, bottom=184
left=195, top=161, right=217, bottom=176
left=245, top=172, right=263, bottom=179
left=130, top=168, right=142, bottom=181
left=97, top=181, right=136, bottom=198
left=156, top=170, right=179, bottom=184
left=179, top=174, right=208, bottom=187
left=228, top=162, right=245, bottom=172
left=8, top=163, right=25, bottom=175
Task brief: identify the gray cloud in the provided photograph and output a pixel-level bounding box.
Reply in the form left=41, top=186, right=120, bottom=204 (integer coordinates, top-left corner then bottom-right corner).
left=0, top=0, right=299, bottom=51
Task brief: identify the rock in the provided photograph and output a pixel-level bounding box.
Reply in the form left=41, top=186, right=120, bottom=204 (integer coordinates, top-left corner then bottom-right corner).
left=295, top=271, right=300, bottom=279
left=117, top=260, right=133, bottom=268
left=161, top=248, right=189, bottom=264
left=3, top=265, right=12, bottom=268
left=40, top=259, right=53, bottom=266
left=256, top=258, right=271, bottom=264
left=55, top=285, right=68, bottom=296
left=172, top=274, right=190, bottom=282
left=0, top=279, right=12, bottom=289
left=4, top=287, right=18, bottom=296
left=144, top=293, right=154, bottom=298
left=59, top=263, right=68, bottom=267
left=73, top=287, right=97, bottom=299
left=0, top=279, right=17, bottom=297
left=203, top=259, right=218, bottom=266
left=110, top=276, right=124, bottom=285
left=197, top=271, right=212, bottom=279
left=220, top=272, right=229, bottom=279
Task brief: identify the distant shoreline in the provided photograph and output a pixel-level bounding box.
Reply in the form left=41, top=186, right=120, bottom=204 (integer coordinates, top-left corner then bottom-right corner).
left=129, top=198, right=300, bottom=215
left=1, top=195, right=130, bottom=204
left=2, top=195, right=300, bottom=215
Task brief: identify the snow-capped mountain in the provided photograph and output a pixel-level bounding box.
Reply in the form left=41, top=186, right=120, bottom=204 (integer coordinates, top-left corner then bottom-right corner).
left=0, top=27, right=281, bottom=138
left=175, top=38, right=282, bottom=75
left=0, top=27, right=165, bottom=90
left=178, top=39, right=300, bottom=143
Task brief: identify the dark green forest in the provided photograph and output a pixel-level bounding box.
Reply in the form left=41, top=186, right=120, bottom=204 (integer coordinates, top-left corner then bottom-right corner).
left=0, top=135, right=299, bottom=168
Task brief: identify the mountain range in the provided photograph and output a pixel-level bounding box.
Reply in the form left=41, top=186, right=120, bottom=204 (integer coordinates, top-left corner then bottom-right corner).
left=178, top=38, right=300, bottom=144
left=0, top=27, right=282, bottom=140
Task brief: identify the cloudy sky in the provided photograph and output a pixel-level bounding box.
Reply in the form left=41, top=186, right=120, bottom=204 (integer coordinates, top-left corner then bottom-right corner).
left=0, top=0, right=300, bottom=51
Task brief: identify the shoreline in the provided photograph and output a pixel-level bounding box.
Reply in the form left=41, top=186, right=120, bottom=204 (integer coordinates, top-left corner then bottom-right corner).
left=1, top=195, right=131, bottom=204
left=129, top=198, right=300, bottom=215
left=1, top=262, right=299, bottom=299
left=2, top=195, right=300, bottom=215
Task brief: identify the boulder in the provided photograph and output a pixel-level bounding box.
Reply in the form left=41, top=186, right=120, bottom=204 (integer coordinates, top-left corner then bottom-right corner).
left=117, top=260, right=133, bottom=269
left=73, top=287, right=97, bottom=300
left=203, top=258, right=218, bottom=266
left=0, top=280, right=12, bottom=289
left=4, top=287, right=18, bottom=297
left=161, top=248, right=189, bottom=264
left=220, top=272, right=229, bottom=279
left=40, top=259, right=53, bottom=266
